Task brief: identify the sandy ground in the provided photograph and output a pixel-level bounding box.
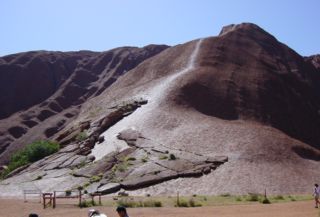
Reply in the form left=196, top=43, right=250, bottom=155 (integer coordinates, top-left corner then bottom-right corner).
left=0, top=198, right=318, bottom=217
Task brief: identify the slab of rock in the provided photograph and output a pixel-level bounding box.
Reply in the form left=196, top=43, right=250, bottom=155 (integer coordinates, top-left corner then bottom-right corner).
left=97, top=183, right=121, bottom=194
left=118, top=129, right=142, bottom=142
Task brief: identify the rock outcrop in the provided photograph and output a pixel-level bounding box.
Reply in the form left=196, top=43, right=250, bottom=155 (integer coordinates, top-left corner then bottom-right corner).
left=0, top=100, right=227, bottom=196
left=0, top=45, right=169, bottom=164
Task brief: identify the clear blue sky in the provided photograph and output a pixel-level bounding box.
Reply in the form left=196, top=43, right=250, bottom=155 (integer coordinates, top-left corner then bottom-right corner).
left=1, top=0, right=319, bottom=57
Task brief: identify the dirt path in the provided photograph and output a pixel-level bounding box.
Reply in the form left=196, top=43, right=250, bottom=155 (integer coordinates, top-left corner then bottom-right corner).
left=0, top=199, right=318, bottom=217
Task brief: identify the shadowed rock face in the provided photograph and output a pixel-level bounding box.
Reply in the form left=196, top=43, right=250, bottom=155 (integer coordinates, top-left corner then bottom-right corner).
left=176, top=23, right=320, bottom=148
left=0, top=45, right=169, bottom=164
left=0, top=51, right=95, bottom=119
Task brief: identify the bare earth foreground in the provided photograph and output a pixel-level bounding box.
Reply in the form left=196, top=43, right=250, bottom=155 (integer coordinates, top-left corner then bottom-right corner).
left=0, top=199, right=318, bottom=217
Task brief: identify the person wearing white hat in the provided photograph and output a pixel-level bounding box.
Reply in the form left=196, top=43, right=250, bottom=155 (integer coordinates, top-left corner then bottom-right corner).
left=88, top=209, right=107, bottom=217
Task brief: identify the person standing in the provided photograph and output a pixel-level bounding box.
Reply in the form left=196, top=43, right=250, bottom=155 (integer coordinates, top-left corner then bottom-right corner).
left=116, top=206, right=129, bottom=217
left=313, top=184, right=320, bottom=208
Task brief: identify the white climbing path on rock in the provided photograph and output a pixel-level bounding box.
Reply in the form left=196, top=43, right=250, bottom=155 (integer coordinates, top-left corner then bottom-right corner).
left=91, top=39, right=203, bottom=161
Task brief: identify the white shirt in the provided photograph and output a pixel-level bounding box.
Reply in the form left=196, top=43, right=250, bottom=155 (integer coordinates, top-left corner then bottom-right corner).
left=314, top=186, right=320, bottom=196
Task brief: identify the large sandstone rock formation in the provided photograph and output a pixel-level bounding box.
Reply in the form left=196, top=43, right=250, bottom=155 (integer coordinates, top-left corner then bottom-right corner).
left=0, top=23, right=319, bottom=196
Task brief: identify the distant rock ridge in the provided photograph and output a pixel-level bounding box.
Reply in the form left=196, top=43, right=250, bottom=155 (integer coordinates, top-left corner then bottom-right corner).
left=305, top=54, right=320, bottom=70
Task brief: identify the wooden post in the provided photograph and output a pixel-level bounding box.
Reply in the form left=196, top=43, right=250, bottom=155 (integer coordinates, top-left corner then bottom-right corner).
left=23, top=190, right=26, bottom=202
left=43, top=194, right=45, bottom=209
left=91, top=194, right=94, bottom=205
left=79, top=190, right=82, bottom=208
left=53, top=191, right=56, bottom=208
left=264, top=189, right=267, bottom=198
left=43, top=193, right=53, bottom=209
left=99, top=194, right=101, bottom=205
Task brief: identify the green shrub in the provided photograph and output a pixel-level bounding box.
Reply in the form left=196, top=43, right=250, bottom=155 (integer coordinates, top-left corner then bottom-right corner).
left=143, top=200, right=162, bottom=207
left=141, top=157, right=148, bottom=163
left=236, top=196, right=242, bottom=201
left=274, top=195, right=284, bottom=200
left=154, top=201, right=162, bottom=207
left=13, top=140, right=59, bottom=164
left=288, top=195, right=296, bottom=201
left=169, top=154, right=176, bottom=160
left=35, top=175, right=43, bottom=180
left=125, top=157, right=136, bottom=161
left=220, top=193, right=231, bottom=197
left=1, top=140, right=59, bottom=179
left=117, top=199, right=162, bottom=208
left=175, top=199, right=189, bottom=207
left=261, top=197, right=271, bottom=204
left=90, top=175, right=102, bottom=183
left=117, top=164, right=128, bottom=172
left=159, top=155, right=168, bottom=160
left=76, top=131, right=88, bottom=141
left=117, top=199, right=139, bottom=208
left=246, top=194, right=260, bottom=202
left=188, top=198, right=202, bottom=207
left=77, top=160, right=87, bottom=169
left=153, top=170, right=160, bottom=175
left=189, top=198, right=196, bottom=207
left=79, top=200, right=95, bottom=207
left=83, top=182, right=90, bottom=188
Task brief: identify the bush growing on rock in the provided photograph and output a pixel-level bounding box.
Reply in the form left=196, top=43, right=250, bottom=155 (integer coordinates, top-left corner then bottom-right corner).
left=76, top=131, right=88, bottom=141
left=1, top=140, right=59, bottom=179
left=90, top=174, right=103, bottom=183
left=141, top=156, right=148, bottom=163
left=159, top=155, right=168, bottom=160
left=169, top=154, right=176, bottom=160
left=125, top=157, right=136, bottom=161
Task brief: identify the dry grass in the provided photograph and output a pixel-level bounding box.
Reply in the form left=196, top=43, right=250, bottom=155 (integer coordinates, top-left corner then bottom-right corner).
left=0, top=197, right=318, bottom=217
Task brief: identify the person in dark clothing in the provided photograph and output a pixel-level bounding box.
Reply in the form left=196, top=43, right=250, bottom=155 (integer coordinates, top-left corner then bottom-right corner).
left=314, top=183, right=320, bottom=208
left=116, top=206, right=129, bottom=217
